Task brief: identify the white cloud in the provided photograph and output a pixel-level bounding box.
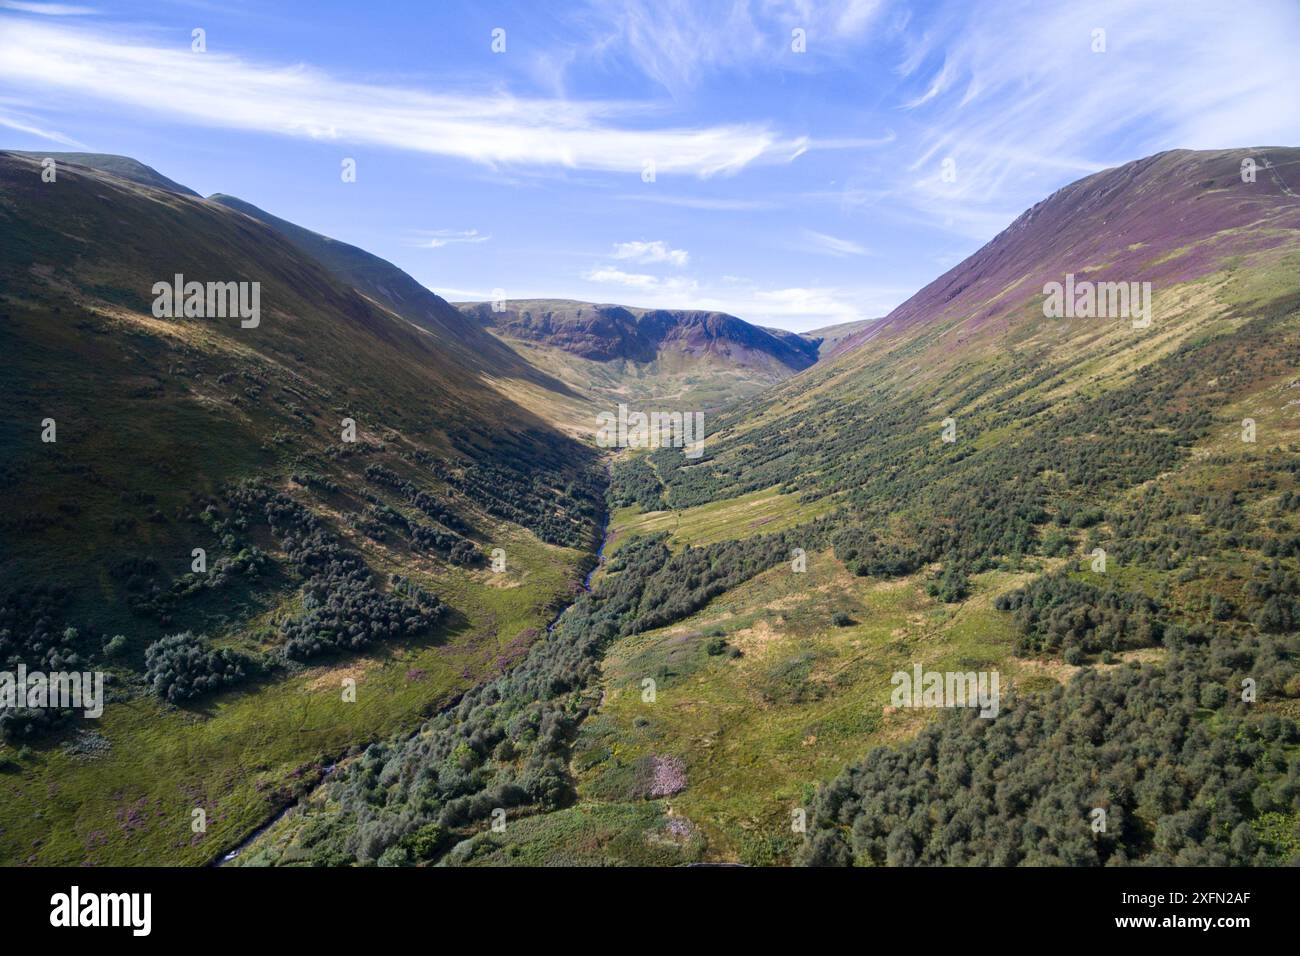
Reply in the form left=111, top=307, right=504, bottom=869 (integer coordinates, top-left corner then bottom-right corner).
left=611, top=240, right=689, bottom=267
left=614, top=193, right=778, bottom=211
left=577, top=269, right=906, bottom=332
left=0, top=108, right=86, bottom=146
left=0, top=2, right=96, bottom=14
left=798, top=229, right=870, bottom=257
left=584, top=267, right=697, bottom=294
left=576, top=0, right=887, bottom=95
left=0, top=20, right=809, bottom=177
left=408, top=229, right=490, bottom=250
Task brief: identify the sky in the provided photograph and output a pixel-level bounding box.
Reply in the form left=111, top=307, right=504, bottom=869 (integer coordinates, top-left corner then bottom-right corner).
left=2, top=0, right=1299, bottom=332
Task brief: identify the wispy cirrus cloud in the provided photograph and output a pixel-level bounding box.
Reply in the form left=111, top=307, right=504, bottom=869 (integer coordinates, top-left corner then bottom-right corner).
left=407, top=229, right=491, bottom=250
left=574, top=0, right=887, bottom=95
left=798, top=228, right=870, bottom=257
left=0, top=1, right=96, bottom=14
left=0, top=19, right=810, bottom=177
left=0, top=106, right=86, bottom=146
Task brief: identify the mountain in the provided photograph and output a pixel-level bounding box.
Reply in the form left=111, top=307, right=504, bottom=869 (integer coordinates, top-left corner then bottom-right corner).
left=835, top=147, right=1300, bottom=355
left=11, top=151, right=590, bottom=434
left=0, top=150, right=604, bottom=864
left=236, top=147, right=1300, bottom=868
left=9, top=150, right=201, bottom=197
left=458, top=298, right=819, bottom=411
left=585, top=145, right=1300, bottom=865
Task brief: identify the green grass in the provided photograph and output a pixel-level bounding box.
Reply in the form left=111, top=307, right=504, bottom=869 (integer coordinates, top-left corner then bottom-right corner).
left=441, top=802, right=707, bottom=866
left=569, top=550, right=1046, bottom=864
left=607, top=485, right=842, bottom=557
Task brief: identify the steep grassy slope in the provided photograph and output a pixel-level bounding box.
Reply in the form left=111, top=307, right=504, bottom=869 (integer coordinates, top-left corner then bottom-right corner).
left=207, top=194, right=562, bottom=387
left=0, top=151, right=604, bottom=863
left=458, top=299, right=818, bottom=413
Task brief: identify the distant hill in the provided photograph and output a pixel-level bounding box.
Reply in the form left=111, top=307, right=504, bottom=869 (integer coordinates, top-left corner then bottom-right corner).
left=457, top=298, right=818, bottom=411
left=798, top=318, right=877, bottom=357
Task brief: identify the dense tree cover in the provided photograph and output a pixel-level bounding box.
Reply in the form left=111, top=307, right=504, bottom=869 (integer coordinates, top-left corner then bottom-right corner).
left=799, top=627, right=1300, bottom=866
left=276, top=521, right=834, bottom=865
left=219, top=484, right=449, bottom=662
left=144, top=631, right=253, bottom=703
left=608, top=457, right=665, bottom=512
left=363, top=464, right=473, bottom=534
left=0, top=586, right=87, bottom=675
left=996, top=573, right=1162, bottom=657
left=408, top=437, right=605, bottom=550
left=1248, top=561, right=1300, bottom=634
left=0, top=588, right=92, bottom=741
left=350, top=493, right=482, bottom=566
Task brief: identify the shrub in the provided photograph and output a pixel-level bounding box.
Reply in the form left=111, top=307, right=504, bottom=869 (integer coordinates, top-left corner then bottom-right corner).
left=144, top=631, right=253, bottom=702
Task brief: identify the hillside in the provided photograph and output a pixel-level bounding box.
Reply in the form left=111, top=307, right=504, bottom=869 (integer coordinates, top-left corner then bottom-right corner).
left=9, top=150, right=202, bottom=197
left=458, top=298, right=818, bottom=412
left=0, top=150, right=605, bottom=864
left=207, top=194, right=562, bottom=390
left=238, top=147, right=1300, bottom=867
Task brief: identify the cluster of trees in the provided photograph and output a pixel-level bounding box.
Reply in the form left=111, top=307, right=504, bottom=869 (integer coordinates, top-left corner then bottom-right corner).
left=144, top=630, right=253, bottom=703
left=221, top=482, right=449, bottom=663
left=0, top=588, right=91, bottom=741
left=0, top=585, right=88, bottom=674
left=608, top=457, right=665, bottom=512
left=408, top=438, right=604, bottom=550
left=354, top=499, right=481, bottom=567
left=1248, top=561, right=1300, bottom=634
left=995, top=573, right=1162, bottom=659
left=799, top=626, right=1300, bottom=866
left=363, top=464, right=473, bottom=534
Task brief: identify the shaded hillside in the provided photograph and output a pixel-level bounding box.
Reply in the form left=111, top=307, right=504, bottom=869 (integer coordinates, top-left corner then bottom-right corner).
left=208, top=194, right=561, bottom=388
left=0, top=151, right=604, bottom=864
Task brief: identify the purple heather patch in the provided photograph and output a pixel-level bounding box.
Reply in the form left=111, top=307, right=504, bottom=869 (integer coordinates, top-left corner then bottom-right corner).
left=649, top=755, right=687, bottom=797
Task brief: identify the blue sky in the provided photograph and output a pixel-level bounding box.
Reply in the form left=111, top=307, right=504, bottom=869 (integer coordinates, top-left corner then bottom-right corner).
left=2, top=0, right=1299, bottom=332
